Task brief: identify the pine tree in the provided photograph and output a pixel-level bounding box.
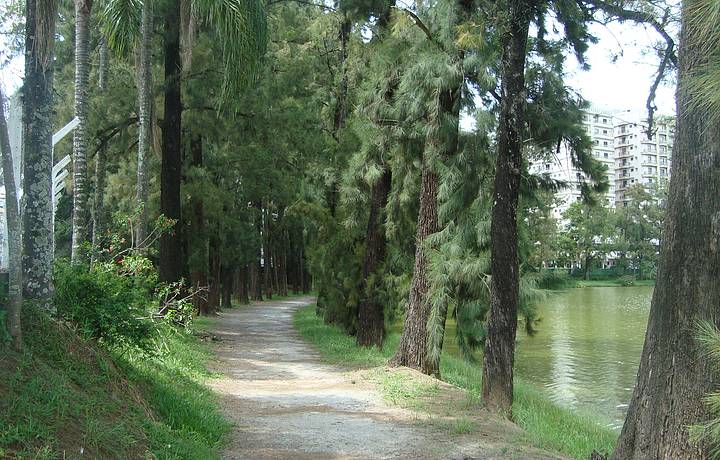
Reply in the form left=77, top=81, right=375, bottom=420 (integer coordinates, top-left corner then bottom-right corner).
left=612, top=0, right=720, bottom=456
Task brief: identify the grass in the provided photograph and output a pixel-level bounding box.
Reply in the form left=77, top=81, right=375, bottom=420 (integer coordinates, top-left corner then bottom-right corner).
left=0, top=307, right=230, bottom=459
left=293, top=305, right=618, bottom=459
left=569, top=279, right=655, bottom=288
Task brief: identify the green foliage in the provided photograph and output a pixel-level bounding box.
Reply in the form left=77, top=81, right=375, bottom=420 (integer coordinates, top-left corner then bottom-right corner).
left=0, top=303, right=229, bottom=459
left=53, top=262, right=154, bottom=351
left=690, top=322, right=720, bottom=458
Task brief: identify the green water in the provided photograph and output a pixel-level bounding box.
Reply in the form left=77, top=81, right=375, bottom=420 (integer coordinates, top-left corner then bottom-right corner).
left=515, top=286, right=653, bottom=430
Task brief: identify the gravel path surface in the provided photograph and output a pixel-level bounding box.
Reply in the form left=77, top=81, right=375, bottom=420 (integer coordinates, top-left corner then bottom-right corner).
left=208, top=297, right=564, bottom=460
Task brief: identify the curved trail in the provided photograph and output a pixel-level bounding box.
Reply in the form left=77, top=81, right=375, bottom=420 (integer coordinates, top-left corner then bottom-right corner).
left=208, top=297, right=563, bottom=460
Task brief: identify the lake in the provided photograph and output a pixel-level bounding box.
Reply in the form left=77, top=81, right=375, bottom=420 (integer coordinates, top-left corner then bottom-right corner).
left=515, top=286, right=653, bottom=429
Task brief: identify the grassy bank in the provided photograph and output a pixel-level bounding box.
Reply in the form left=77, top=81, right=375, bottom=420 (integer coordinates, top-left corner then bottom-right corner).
left=293, top=305, right=617, bottom=459
left=569, top=279, right=655, bottom=288
left=0, top=309, right=229, bottom=459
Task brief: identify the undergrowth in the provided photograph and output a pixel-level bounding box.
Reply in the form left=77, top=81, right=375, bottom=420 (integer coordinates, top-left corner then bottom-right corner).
left=1, top=296, right=229, bottom=459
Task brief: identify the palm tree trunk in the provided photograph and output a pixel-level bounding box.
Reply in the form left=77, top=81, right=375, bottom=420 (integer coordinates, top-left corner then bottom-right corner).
left=481, top=0, right=532, bottom=416
left=0, top=85, right=22, bottom=349
left=611, top=4, right=720, bottom=457
left=91, top=36, right=109, bottom=265
left=71, top=0, right=92, bottom=264
left=136, top=0, right=153, bottom=247
left=22, top=0, right=58, bottom=307
left=160, top=0, right=183, bottom=284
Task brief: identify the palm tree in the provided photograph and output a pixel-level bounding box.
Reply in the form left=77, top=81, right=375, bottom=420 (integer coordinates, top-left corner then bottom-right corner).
left=71, top=0, right=93, bottom=264
left=136, top=0, right=152, bottom=248
left=104, top=0, right=267, bottom=283
left=22, top=0, right=58, bottom=307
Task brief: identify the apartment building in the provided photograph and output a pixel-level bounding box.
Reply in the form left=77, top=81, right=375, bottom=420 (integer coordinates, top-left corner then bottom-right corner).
left=613, top=114, right=674, bottom=206
left=529, top=108, right=674, bottom=222
left=530, top=108, right=616, bottom=220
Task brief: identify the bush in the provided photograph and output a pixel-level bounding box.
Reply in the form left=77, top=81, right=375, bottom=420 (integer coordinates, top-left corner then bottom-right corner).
left=619, top=275, right=636, bottom=287
left=54, top=262, right=154, bottom=351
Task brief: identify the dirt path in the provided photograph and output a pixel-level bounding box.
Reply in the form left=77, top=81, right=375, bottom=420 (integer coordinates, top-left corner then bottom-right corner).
left=208, top=297, right=563, bottom=460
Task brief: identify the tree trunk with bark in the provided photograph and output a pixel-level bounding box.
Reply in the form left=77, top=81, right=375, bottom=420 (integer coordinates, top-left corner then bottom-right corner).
left=356, top=169, right=392, bottom=348
left=92, top=35, right=109, bottom=265
left=160, top=0, right=183, bottom=284
left=71, top=0, right=92, bottom=264
left=250, top=256, right=263, bottom=301
left=136, top=0, right=153, bottom=247
left=611, top=5, right=720, bottom=458
left=22, top=0, right=57, bottom=307
left=188, top=134, right=209, bottom=315
left=208, top=237, right=221, bottom=312
left=0, top=85, right=22, bottom=349
left=389, top=166, right=439, bottom=374
left=263, top=205, right=273, bottom=299
left=221, top=265, right=233, bottom=309
left=481, top=0, right=531, bottom=416
left=237, top=266, right=250, bottom=304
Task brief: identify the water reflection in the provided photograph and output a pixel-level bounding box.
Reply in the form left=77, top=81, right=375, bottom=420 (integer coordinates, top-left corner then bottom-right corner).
left=515, top=286, right=652, bottom=429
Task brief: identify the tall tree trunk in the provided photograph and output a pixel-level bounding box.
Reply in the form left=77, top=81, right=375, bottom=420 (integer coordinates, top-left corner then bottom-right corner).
left=136, top=0, right=153, bottom=247
left=237, top=265, right=249, bottom=304
left=263, top=205, right=273, bottom=299
left=91, top=143, right=107, bottom=261
left=208, top=237, right=221, bottom=312
left=22, top=0, right=58, bottom=307
left=481, top=0, right=531, bottom=415
left=97, top=37, right=108, bottom=89
left=612, top=4, right=720, bottom=458
left=189, top=134, right=209, bottom=315
left=221, top=265, right=233, bottom=309
left=71, top=0, right=92, bottom=264
left=356, top=169, right=391, bottom=348
left=159, top=0, right=183, bottom=284
left=0, top=85, right=22, bottom=349
left=250, top=255, right=263, bottom=301
left=92, top=35, right=109, bottom=265
left=389, top=166, right=439, bottom=374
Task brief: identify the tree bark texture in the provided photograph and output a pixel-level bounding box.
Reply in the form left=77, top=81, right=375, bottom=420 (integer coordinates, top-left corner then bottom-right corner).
left=356, top=169, right=392, bottom=348
left=612, top=4, right=720, bottom=458
left=136, top=0, right=153, bottom=247
left=71, top=0, right=92, bottom=264
left=160, top=0, right=183, bottom=284
left=481, top=0, right=531, bottom=416
left=390, top=166, right=439, bottom=374
left=0, top=85, right=23, bottom=349
left=22, top=0, right=57, bottom=307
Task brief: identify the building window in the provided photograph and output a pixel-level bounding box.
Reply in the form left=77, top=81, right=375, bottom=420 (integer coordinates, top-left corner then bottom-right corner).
left=660, top=134, right=667, bottom=142
left=603, top=118, right=608, bottom=123
left=603, top=141, right=608, bottom=146
left=603, top=129, right=608, bottom=134
left=660, top=167, right=667, bottom=176
left=604, top=152, right=609, bottom=158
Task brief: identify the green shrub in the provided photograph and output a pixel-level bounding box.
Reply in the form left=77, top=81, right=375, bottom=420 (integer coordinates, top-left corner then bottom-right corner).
left=54, top=262, right=154, bottom=351
left=692, top=322, right=720, bottom=458
left=619, top=275, right=636, bottom=287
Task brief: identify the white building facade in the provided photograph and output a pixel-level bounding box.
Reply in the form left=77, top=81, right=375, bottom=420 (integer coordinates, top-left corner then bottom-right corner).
left=613, top=114, right=674, bottom=206
left=530, top=108, right=674, bottom=221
